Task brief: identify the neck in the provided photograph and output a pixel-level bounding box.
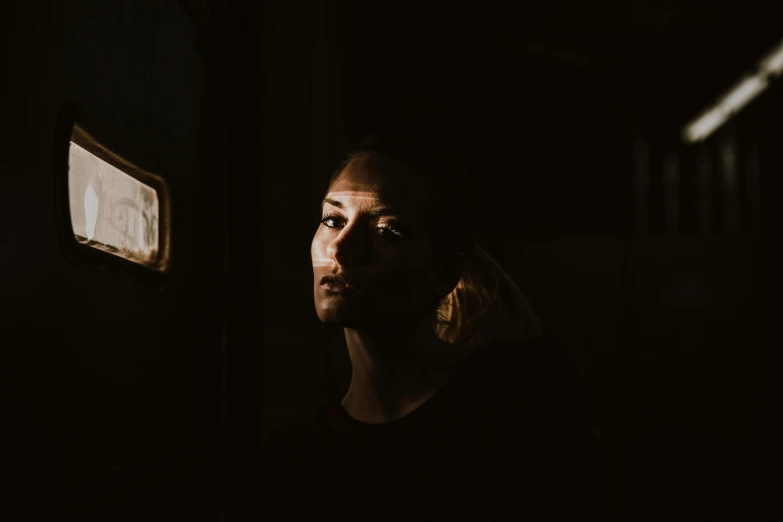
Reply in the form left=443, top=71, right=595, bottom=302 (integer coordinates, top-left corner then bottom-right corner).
left=340, top=319, right=474, bottom=424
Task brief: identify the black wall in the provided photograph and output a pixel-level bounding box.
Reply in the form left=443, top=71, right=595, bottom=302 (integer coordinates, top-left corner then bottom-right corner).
left=4, top=1, right=779, bottom=520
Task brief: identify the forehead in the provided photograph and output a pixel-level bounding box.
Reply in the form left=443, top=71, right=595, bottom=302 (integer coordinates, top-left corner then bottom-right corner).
left=326, top=156, right=432, bottom=214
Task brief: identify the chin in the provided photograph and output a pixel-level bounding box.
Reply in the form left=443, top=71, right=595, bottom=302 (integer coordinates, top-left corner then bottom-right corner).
left=318, top=315, right=366, bottom=329
left=315, top=303, right=389, bottom=330
left=319, top=310, right=413, bottom=334
left=318, top=312, right=372, bottom=329
left=315, top=301, right=362, bottom=326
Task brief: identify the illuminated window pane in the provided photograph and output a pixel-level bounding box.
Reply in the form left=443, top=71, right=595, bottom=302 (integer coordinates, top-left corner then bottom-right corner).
left=68, top=141, right=161, bottom=268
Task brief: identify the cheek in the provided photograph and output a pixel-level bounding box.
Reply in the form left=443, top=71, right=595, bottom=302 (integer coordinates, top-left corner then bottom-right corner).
left=376, top=253, right=437, bottom=298
left=311, top=232, right=328, bottom=268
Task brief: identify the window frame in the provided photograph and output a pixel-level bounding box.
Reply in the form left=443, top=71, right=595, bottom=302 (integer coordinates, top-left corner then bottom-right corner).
left=54, top=102, right=173, bottom=283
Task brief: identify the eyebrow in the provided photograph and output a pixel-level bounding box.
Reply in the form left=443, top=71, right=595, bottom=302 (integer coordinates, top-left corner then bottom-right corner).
left=322, top=197, right=401, bottom=217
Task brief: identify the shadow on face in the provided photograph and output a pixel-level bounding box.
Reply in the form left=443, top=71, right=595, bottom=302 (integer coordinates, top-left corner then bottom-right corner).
left=311, top=155, right=450, bottom=331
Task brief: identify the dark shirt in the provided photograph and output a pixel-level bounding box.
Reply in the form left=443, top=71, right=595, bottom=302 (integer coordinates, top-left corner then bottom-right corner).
left=262, top=337, right=608, bottom=521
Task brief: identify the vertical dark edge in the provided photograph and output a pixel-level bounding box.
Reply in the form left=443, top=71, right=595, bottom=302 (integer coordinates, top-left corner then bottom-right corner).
left=177, top=3, right=233, bottom=521
left=197, top=32, right=227, bottom=522
left=757, top=78, right=781, bottom=518
left=225, top=0, right=262, bottom=520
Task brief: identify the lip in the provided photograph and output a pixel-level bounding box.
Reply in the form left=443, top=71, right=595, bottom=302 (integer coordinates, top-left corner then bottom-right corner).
left=320, top=282, right=356, bottom=294
left=320, top=274, right=359, bottom=294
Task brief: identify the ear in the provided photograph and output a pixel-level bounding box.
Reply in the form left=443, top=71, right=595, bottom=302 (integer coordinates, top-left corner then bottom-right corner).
left=434, top=251, right=466, bottom=299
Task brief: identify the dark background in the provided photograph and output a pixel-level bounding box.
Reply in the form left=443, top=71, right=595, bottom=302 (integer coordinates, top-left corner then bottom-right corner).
left=3, top=0, right=781, bottom=520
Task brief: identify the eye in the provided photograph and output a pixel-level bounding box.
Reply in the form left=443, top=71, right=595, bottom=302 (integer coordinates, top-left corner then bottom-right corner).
left=376, top=224, right=405, bottom=240
left=320, top=213, right=345, bottom=228
left=320, top=213, right=407, bottom=240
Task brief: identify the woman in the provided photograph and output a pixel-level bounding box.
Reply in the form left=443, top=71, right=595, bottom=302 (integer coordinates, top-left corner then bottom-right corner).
left=263, top=136, right=608, bottom=521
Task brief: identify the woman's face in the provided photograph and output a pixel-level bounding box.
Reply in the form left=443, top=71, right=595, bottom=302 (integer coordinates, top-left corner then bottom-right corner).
left=311, top=155, right=451, bottom=330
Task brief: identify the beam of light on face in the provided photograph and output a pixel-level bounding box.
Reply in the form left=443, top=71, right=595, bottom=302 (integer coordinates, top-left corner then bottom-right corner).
left=320, top=190, right=387, bottom=209
left=312, top=190, right=404, bottom=269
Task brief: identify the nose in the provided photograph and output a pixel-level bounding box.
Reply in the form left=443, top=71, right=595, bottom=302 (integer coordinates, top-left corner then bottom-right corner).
left=331, top=248, right=353, bottom=267
left=326, top=227, right=366, bottom=267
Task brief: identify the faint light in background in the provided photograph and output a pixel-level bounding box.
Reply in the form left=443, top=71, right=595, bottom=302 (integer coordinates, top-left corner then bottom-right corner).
left=684, top=109, right=726, bottom=146
left=759, top=39, right=783, bottom=77
left=722, top=75, right=767, bottom=113
left=683, top=38, right=783, bottom=143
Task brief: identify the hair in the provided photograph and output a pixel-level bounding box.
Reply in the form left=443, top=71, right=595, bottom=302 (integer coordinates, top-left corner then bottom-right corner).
left=328, top=134, right=541, bottom=347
